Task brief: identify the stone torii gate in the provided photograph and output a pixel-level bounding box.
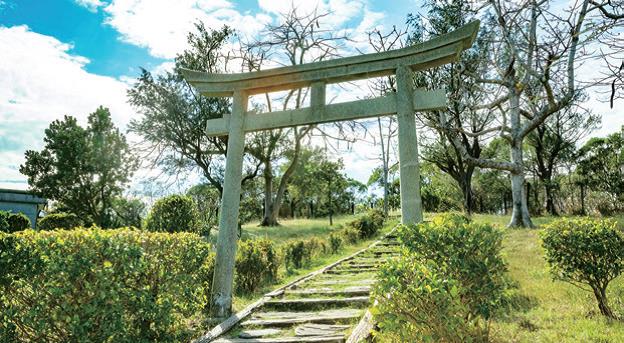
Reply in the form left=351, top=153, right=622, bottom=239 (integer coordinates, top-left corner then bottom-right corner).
left=182, top=20, right=480, bottom=318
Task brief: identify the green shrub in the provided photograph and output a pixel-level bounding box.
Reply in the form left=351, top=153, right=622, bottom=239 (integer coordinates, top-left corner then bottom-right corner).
left=145, top=195, right=201, bottom=233
left=430, top=211, right=470, bottom=226
left=329, top=232, right=342, bottom=254
left=7, top=213, right=31, bottom=232
left=235, top=238, right=279, bottom=294
left=372, top=257, right=487, bottom=342
left=341, top=226, right=360, bottom=244
left=397, top=217, right=508, bottom=320
left=283, top=240, right=312, bottom=270
left=541, top=217, right=624, bottom=318
left=347, top=209, right=385, bottom=239
left=0, top=228, right=214, bottom=342
left=0, top=211, right=9, bottom=233
left=38, top=212, right=83, bottom=230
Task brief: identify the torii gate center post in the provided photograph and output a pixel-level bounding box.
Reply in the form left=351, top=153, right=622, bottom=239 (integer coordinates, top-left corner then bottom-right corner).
left=182, top=20, right=480, bottom=318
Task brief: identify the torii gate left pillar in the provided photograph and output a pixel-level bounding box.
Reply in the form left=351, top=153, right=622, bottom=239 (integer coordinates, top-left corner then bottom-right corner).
left=182, top=20, right=479, bottom=318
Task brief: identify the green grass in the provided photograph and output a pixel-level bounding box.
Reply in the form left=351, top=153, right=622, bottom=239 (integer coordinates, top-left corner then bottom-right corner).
left=466, top=214, right=624, bottom=342
left=241, top=214, right=362, bottom=243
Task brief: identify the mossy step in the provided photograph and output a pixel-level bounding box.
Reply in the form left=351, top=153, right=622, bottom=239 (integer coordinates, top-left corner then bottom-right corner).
left=242, top=309, right=363, bottom=327
left=264, top=296, right=369, bottom=310
left=238, top=328, right=282, bottom=338
left=295, top=323, right=350, bottom=337
left=304, top=279, right=375, bottom=286
left=213, top=335, right=344, bottom=343
left=286, top=286, right=370, bottom=297
left=326, top=268, right=377, bottom=274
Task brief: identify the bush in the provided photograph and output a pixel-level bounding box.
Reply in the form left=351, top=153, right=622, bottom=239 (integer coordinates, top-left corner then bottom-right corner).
left=38, top=212, right=83, bottom=230
left=340, top=226, right=360, bottom=244
left=541, top=217, right=624, bottom=318
left=145, top=195, right=201, bottom=233
left=372, top=258, right=486, bottom=342
left=397, top=216, right=508, bottom=320
left=283, top=240, right=312, bottom=270
left=0, top=228, right=214, bottom=342
left=235, top=238, right=279, bottom=294
left=0, top=211, right=9, bottom=233
left=7, top=213, right=31, bottom=232
left=347, top=209, right=385, bottom=239
left=329, top=232, right=342, bottom=254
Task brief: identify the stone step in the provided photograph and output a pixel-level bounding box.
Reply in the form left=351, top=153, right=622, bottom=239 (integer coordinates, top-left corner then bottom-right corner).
left=241, top=309, right=363, bottom=327
left=304, top=279, right=376, bottom=286
left=238, top=328, right=282, bottom=339
left=325, top=268, right=376, bottom=274
left=213, top=335, right=344, bottom=343
left=287, top=286, right=371, bottom=297
left=295, top=323, right=350, bottom=337
left=264, top=296, right=369, bottom=310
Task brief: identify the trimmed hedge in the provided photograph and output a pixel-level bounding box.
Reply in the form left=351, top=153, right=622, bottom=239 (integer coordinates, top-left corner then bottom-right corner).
left=541, top=217, right=624, bottom=318
left=0, top=228, right=214, bottom=342
left=0, top=211, right=28, bottom=233
left=0, top=211, right=9, bottom=233
left=38, top=212, right=83, bottom=230
left=7, top=213, right=31, bottom=232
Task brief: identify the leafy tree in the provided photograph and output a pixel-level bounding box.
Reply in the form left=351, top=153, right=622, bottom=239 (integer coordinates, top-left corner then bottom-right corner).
left=526, top=106, right=599, bottom=215
left=186, top=184, right=220, bottom=233
left=110, top=197, right=146, bottom=228
left=145, top=195, right=201, bottom=234
left=576, top=132, right=624, bottom=212
left=20, top=107, right=136, bottom=227
left=408, top=0, right=493, bottom=215
left=128, top=24, right=261, bottom=195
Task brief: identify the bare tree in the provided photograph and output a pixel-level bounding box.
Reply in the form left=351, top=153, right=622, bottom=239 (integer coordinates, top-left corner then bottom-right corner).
left=366, top=26, right=405, bottom=216
left=437, top=0, right=621, bottom=227
left=242, top=8, right=349, bottom=226
left=406, top=0, right=495, bottom=215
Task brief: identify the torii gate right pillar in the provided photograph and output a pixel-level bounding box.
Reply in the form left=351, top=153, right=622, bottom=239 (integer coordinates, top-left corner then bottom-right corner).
left=396, top=65, right=423, bottom=224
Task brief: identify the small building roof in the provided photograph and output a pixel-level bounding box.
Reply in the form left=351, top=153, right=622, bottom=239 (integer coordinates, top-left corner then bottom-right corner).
left=0, top=188, right=47, bottom=205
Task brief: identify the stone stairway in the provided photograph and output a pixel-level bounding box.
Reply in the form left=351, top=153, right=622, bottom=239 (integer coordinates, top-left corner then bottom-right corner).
left=198, top=232, right=400, bottom=343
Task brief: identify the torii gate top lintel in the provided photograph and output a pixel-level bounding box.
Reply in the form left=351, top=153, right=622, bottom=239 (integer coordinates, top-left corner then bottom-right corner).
left=181, top=20, right=479, bottom=97
left=181, top=20, right=480, bottom=320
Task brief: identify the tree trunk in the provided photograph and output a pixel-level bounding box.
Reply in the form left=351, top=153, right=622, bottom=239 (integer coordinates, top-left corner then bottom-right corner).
left=592, top=285, right=615, bottom=318
left=580, top=184, right=586, bottom=215
left=260, top=161, right=279, bottom=226
left=460, top=169, right=475, bottom=215
left=544, top=181, right=558, bottom=216
left=508, top=139, right=534, bottom=228
left=260, top=131, right=306, bottom=226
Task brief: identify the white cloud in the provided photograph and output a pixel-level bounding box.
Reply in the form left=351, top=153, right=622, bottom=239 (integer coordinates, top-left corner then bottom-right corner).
left=75, top=0, right=105, bottom=12
left=101, top=0, right=271, bottom=59
left=0, top=25, right=135, bottom=189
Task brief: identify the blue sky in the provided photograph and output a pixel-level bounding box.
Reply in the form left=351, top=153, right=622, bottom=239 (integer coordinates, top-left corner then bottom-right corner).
left=0, top=0, right=622, bottom=192
left=0, top=0, right=420, bottom=191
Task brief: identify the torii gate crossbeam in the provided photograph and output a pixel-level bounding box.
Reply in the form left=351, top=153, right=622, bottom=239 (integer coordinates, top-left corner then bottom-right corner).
left=181, top=20, right=480, bottom=318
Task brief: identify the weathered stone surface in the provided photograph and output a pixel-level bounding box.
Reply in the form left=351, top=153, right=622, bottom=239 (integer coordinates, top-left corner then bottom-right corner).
left=242, top=309, right=363, bottom=327
left=295, top=324, right=350, bottom=337
left=239, top=329, right=282, bottom=338
left=214, top=336, right=345, bottom=343
left=264, top=296, right=369, bottom=310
